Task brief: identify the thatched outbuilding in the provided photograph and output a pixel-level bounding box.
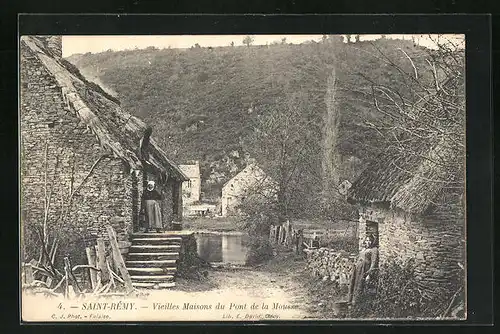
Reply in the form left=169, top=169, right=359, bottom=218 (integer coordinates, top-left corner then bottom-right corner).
left=20, top=36, right=188, bottom=264
left=347, top=139, right=465, bottom=301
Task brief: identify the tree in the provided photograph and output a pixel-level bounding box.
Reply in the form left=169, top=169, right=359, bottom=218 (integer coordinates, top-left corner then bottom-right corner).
left=243, top=91, right=323, bottom=223
left=361, top=35, right=465, bottom=182
left=354, top=34, right=465, bottom=225
left=242, top=36, right=254, bottom=47
left=321, top=68, right=343, bottom=208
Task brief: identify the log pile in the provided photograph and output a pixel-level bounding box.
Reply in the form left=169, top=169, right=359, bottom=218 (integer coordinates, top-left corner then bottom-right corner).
left=305, top=248, right=356, bottom=286
left=21, top=225, right=136, bottom=299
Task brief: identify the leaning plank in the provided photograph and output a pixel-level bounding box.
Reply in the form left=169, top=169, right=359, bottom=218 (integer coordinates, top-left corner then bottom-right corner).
left=85, top=247, right=98, bottom=289
left=63, top=258, right=70, bottom=298
left=96, top=239, right=110, bottom=283
left=105, top=225, right=134, bottom=293
left=63, top=257, right=81, bottom=296
left=24, top=263, right=34, bottom=285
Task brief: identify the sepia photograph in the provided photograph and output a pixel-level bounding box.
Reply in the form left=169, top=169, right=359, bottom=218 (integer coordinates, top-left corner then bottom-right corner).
left=20, top=33, right=466, bottom=321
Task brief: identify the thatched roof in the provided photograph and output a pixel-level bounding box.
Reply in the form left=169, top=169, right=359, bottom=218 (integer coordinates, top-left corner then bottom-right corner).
left=347, top=138, right=459, bottom=215
left=21, top=36, right=188, bottom=182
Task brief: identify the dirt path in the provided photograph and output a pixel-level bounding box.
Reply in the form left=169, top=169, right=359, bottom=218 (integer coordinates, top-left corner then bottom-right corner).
left=169, top=267, right=312, bottom=320
left=22, top=254, right=337, bottom=322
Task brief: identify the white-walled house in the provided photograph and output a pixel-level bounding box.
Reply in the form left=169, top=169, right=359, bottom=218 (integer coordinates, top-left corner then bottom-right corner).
left=179, top=161, right=201, bottom=206
left=221, top=164, right=274, bottom=216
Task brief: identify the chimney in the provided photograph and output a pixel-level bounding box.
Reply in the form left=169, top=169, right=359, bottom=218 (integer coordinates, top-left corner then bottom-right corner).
left=39, top=36, right=62, bottom=58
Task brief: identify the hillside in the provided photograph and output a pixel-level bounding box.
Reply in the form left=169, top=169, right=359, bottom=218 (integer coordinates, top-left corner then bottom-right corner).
left=67, top=38, right=430, bottom=200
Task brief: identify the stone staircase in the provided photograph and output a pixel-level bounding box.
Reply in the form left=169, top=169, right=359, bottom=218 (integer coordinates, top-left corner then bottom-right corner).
left=125, top=233, right=183, bottom=289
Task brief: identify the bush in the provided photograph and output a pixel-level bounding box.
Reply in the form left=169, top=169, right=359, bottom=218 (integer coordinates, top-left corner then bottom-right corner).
left=350, top=259, right=465, bottom=319
left=235, top=195, right=277, bottom=265
left=236, top=194, right=279, bottom=236
left=245, top=236, right=274, bottom=266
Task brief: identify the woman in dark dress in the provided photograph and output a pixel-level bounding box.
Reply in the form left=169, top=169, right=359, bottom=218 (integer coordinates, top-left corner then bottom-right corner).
left=143, top=181, right=163, bottom=233
left=348, top=234, right=379, bottom=306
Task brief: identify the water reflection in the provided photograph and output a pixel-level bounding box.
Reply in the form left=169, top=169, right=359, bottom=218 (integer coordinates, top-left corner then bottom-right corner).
left=196, top=233, right=249, bottom=264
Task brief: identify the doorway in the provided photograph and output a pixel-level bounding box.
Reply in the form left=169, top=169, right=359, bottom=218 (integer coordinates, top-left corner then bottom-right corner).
left=365, top=220, right=379, bottom=246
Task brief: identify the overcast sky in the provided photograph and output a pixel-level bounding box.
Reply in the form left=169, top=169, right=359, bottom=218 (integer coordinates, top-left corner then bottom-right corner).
left=62, top=34, right=464, bottom=57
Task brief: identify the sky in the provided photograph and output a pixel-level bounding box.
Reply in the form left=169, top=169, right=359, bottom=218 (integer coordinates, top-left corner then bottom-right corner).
left=62, top=34, right=465, bottom=58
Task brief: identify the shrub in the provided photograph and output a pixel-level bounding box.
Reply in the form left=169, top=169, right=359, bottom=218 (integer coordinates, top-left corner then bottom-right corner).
left=236, top=195, right=277, bottom=265
left=236, top=194, right=279, bottom=236
left=350, top=259, right=465, bottom=319
left=245, top=236, right=274, bottom=266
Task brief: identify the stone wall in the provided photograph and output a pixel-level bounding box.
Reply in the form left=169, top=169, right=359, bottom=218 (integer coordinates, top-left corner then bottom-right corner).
left=305, top=248, right=356, bottom=286
left=358, top=206, right=464, bottom=296
left=20, top=41, right=135, bottom=266
left=176, top=233, right=203, bottom=278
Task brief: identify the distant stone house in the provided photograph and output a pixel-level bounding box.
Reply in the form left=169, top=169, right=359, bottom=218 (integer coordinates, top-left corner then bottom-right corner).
left=179, top=161, right=201, bottom=205
left=221, top=164, right=275, bottom=216
left=347, top=141, right=465, bottom=301
left=20, top=36, right=188, bottom=264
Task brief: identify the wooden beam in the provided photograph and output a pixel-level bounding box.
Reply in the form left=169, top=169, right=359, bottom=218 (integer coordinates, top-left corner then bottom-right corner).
left=85, top=247, right=98, bottom=289
left=105, top=225, right=134, bottom=293
left=63, top=257, right=81, bottom=296
left=96, top=239, right=110, bottom=283
left=24, top=263, right=34, bottom=285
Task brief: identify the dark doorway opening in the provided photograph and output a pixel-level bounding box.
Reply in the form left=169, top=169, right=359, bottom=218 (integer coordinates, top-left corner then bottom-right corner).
left=365, top=220, right=379, bottom=246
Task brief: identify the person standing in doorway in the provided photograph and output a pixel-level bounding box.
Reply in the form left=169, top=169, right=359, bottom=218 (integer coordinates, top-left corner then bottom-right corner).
left=347, top=234, right=379, bottom=306
left=142, top=181, right=163, bottom=233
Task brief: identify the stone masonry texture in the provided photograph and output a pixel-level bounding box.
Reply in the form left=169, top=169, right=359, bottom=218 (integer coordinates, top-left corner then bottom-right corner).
left=19, top=41, right=178, bottom=266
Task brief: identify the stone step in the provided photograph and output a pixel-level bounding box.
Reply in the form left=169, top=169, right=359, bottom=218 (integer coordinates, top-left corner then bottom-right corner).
left=131, top=237, right=182, bottom=245
left=132, top=232, right=189, bottom=238
left=132, top=282, right=176, bottom=289
left=127, top=252, right=180, bottom=261
left=129, top=244, right=181, bottom=250
left=131, top=236, right=182, bottom=241
left=126, top=259, right=177, bottom=265
left=130, top=275, right=174, bottom=282
left=127, top=267, right=177, bottom=275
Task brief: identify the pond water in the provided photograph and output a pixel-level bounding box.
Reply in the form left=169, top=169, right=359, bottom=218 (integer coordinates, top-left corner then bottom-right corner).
left=195, top=233, right=250, bottom=265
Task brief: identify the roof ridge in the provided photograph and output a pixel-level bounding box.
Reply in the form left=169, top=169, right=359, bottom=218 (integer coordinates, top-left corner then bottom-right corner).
left=22, top=36, right=187, bottom=181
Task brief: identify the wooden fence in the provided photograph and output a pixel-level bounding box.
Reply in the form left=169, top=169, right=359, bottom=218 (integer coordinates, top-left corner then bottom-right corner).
left=269, top=220, right=358, bottom=251
left=21, top=225, right=134, bottom=298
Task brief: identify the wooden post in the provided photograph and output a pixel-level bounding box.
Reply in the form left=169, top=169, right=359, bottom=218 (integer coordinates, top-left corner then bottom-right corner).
left=278, top=225, right=284, bottom=244
left=85, top=247, right=97, bottom=289
left=106, top=225, right=134, bottom=293
left=24, top=263, right=34, bottom=285
left=96, top=239, right=110, bottom=283
left=284, top=221, right=291, bottom=246
left=63, top=257, right=81, bottom=297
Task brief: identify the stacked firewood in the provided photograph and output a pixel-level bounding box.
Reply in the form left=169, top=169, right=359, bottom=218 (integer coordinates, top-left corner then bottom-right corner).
left=21, top=225, right=135, bottom=299
left=305, top=248, right=356, bottom=286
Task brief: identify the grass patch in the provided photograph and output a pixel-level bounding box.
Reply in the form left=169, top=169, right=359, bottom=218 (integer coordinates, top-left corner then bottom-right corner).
left=182, top=217, right=240, bottom=231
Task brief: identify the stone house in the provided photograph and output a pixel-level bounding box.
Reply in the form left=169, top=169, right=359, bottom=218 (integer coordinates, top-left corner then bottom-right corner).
left=20, top=36, right=188, bottom=264
left=347, top=140, right=465, bottom=301
left=221, top=164, right=275, bottom=216
left=179, top=161, right=201, bottom=206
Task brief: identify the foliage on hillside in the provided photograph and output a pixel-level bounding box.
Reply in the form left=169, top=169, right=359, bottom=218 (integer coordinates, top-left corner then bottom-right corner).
left=67, top=38, right=431, bottom=201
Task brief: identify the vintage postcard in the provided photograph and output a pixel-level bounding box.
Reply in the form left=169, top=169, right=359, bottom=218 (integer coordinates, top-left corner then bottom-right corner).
left=20, top=33, right=466, bottom=322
